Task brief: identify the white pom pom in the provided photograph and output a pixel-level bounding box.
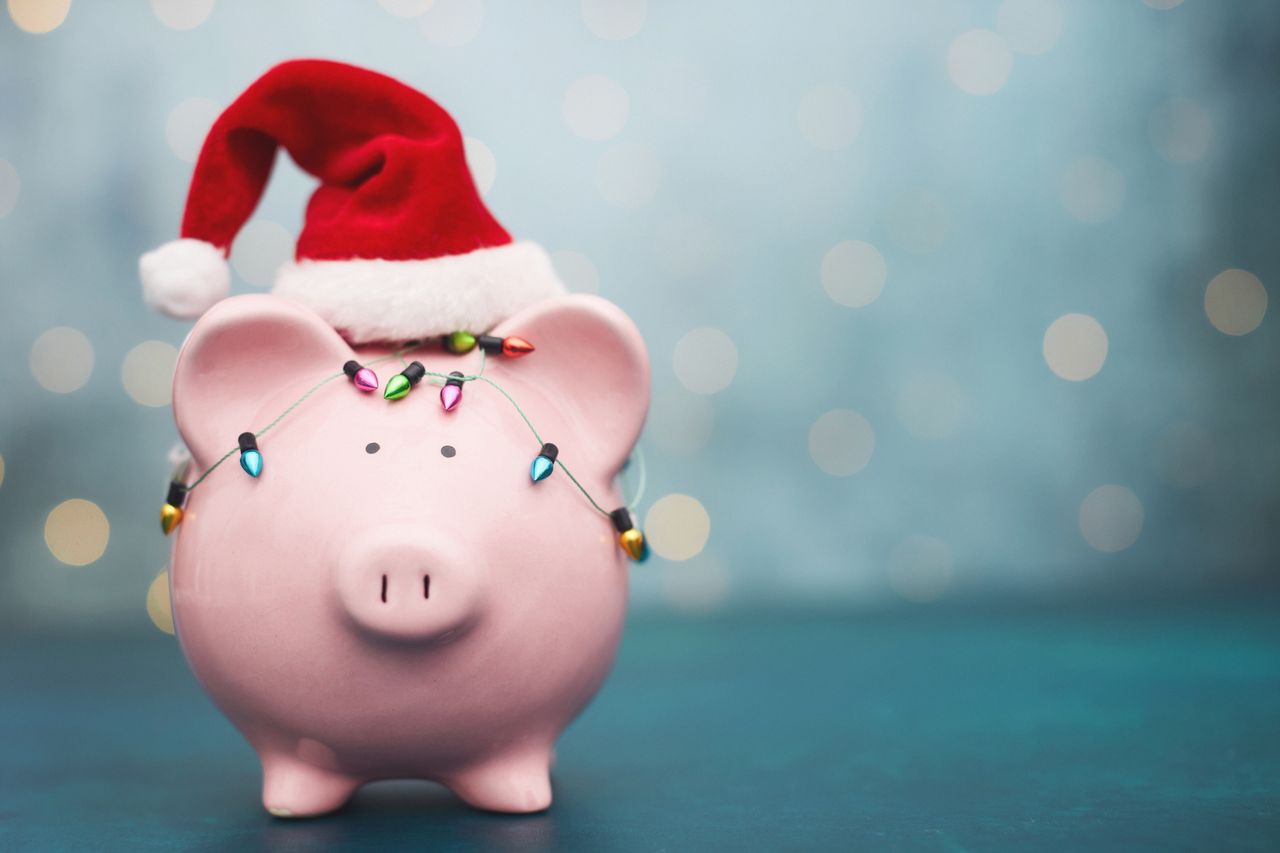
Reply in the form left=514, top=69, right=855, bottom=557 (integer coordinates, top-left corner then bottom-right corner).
left=139, top=238, right=230, bottom=319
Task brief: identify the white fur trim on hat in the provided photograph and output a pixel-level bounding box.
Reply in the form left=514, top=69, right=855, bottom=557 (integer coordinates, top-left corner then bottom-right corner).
left=139, top=238, right=231, bottom=319
left=271, top=241, right=567, bottom=343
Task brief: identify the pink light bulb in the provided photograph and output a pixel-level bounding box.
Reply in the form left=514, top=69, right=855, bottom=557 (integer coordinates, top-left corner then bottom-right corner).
left=354, top=367, right=379, bottom=392
left=440, top=372, right=464, bottom=412
left=343, top=360, right=380, bottom=392
left=440, top=384, right=461, bottom=412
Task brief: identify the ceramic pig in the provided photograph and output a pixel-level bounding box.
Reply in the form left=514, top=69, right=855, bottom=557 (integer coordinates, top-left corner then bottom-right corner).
left=168, top=291, right=649, bottom=817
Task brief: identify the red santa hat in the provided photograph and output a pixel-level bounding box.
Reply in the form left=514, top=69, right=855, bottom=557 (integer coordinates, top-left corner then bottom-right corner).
left=139, top=59, right=564, bottom=343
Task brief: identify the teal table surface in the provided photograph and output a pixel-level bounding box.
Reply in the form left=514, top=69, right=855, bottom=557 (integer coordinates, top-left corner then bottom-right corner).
left=2, top=598, right=1278, bottom=852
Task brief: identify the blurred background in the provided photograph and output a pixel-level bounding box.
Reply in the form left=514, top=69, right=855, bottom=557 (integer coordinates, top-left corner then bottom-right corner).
left=1, top=0, right=1277, bottom=634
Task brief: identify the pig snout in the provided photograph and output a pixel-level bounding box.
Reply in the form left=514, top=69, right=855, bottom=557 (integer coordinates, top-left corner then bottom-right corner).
left=333, top=525, right=483, bottom=643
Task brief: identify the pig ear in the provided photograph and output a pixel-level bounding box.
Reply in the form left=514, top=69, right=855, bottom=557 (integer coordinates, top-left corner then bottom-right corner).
left=489, top=294, right=650, bottom=474
left=172, top=294, right=354, bottom=467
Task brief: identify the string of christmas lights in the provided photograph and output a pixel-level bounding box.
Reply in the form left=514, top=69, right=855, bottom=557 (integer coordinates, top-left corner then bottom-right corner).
left=160, top=334, right=647, bottom=561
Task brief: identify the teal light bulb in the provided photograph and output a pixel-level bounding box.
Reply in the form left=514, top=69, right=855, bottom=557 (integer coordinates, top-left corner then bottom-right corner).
left=530, top=455, right=553, bottom=482
left=529, top=442, right=558, bottom=483
left=238, top=432, right=263, bottom=478
left=240, top=449, right=263, bottom=478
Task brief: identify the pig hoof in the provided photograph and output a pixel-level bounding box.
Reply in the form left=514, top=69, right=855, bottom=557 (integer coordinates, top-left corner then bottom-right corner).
left=261, top=757, right=359, bottom=818
left=448, top=755, right=553, bottom=814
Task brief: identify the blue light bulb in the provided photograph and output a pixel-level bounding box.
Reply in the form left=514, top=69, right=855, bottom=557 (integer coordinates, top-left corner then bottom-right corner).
left=240, top=449, right=263, bottom=478
left=530, top=442, right=558, bottom=483
left=238, top=432, right=263, bottom=478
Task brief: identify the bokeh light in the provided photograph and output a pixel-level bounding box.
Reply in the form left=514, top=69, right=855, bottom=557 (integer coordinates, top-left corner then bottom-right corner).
left=0, top=158, right=19, bottom=218
left=1061, top=156, right=1126, bottom=224
left=230, top=219, right=292, bottom=288
left=44, top=499, right=110, bottom=566
left=996, top=0, right=1063, bottom=56
left=1149, top=98, right=1212, bottom=164
left=580, top=0, right=646, bottom=41
left=821, top=240, right=886, bottom=308
left=150, top=0, right=214, bottom=31
left=1079, top=485, right=1144, bottom=553
left=563, top=74, right=630, bottom=141
left=1204, top=269, right=1267, bottom=336
left=797, top=84, right=863, bottom=151
left=7, top=0, right=70, bottom=33
left=463, top=136, right=496, bottom=195
left=888, top=535, right=954, bottom=603
left=550, top=249, right=600, bottom=293
left=809, top=409, right=875, bottom=476
left=672, top=327, right=738, bottom=394
left=30, top=326, right=94, bottom=394
left=165, top=97, right=220, bottom=163
left=596, top=142, right=662, bottom=208
left=121, top=341, right=178, bottom=408
left=947, top=30, right=1014, bottom=96
left=645, top=493, right=711, bottom=561
left=419, top=0, right=484, bottom=47
left=1043, top=313, right=1108, bottom=381
left=146, top=570, right=176, bottom=634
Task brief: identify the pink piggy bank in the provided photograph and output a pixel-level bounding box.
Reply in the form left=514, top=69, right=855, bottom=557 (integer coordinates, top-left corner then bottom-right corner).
left=168, top=291, right=649, bottom=817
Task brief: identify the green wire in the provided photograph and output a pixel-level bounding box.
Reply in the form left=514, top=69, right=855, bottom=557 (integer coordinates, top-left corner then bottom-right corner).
left=475, top=375, right=541, bottom=443
left=625, top=445, right=646, bottom=511
left=178, top=342, right=646, bottom=519
left=475, top=374, right=646, bottom=517
left=184, top=342, right=426, bottom=490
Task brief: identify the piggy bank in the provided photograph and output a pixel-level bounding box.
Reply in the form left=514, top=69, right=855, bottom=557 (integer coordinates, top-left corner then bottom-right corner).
left=168, top=291, right=649, bottom=817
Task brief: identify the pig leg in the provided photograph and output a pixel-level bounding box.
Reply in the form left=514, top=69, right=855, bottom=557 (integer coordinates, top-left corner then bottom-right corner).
left=445, top=747, right=553, bottom=813
left=260, top=752, right=360, bottom=818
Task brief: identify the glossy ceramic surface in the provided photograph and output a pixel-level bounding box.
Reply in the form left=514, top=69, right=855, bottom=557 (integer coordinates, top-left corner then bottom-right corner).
left=168, top=293, right=649, bottom=817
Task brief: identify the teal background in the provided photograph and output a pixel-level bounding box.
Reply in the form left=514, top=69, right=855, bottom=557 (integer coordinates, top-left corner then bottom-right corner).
left=4, top=602, right=1279, bottom=850
left=1, top=1, right=1279, bottom=631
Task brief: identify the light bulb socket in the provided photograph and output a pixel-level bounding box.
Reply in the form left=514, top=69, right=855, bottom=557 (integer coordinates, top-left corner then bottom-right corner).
left=445, top=371, right=464, bottom=388
left=402, top=361, right=426, bottom=386
left=165, top=481, right=188, bottom=509
left=530, top=442, right=559, bottom=482
left=238, top=432, right=263, bottom=477
left=477, top=334, right=504, bottom=354
left=610, top=507, right=633, bottom=534
left=342, top=360, right=361, bottom=379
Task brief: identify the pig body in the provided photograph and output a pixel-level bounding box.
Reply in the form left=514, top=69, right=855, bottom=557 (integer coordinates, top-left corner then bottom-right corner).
left=169, top=293, right=649, bottom=817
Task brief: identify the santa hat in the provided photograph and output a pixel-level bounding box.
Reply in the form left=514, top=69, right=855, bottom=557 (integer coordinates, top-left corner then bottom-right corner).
left=139, top=59, right=564, bottom=343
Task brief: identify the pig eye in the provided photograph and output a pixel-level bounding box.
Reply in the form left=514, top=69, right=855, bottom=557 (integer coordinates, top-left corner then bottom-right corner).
left=365, top=442, right=380, bottom=454
left=440, top=445, right=456, bottom=458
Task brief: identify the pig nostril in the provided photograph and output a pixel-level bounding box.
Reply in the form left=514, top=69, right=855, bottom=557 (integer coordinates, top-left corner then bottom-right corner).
left=423, top=575, right=430, bottom=599
left=380, top=574, right=387, bottom=603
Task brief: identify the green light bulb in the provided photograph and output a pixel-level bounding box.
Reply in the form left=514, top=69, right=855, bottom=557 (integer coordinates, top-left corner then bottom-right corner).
left=383, top=373, right=411, bottom=400
left=383, top=361, right=426, bottom=400
left=445, top=331, right=477, bottom=354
